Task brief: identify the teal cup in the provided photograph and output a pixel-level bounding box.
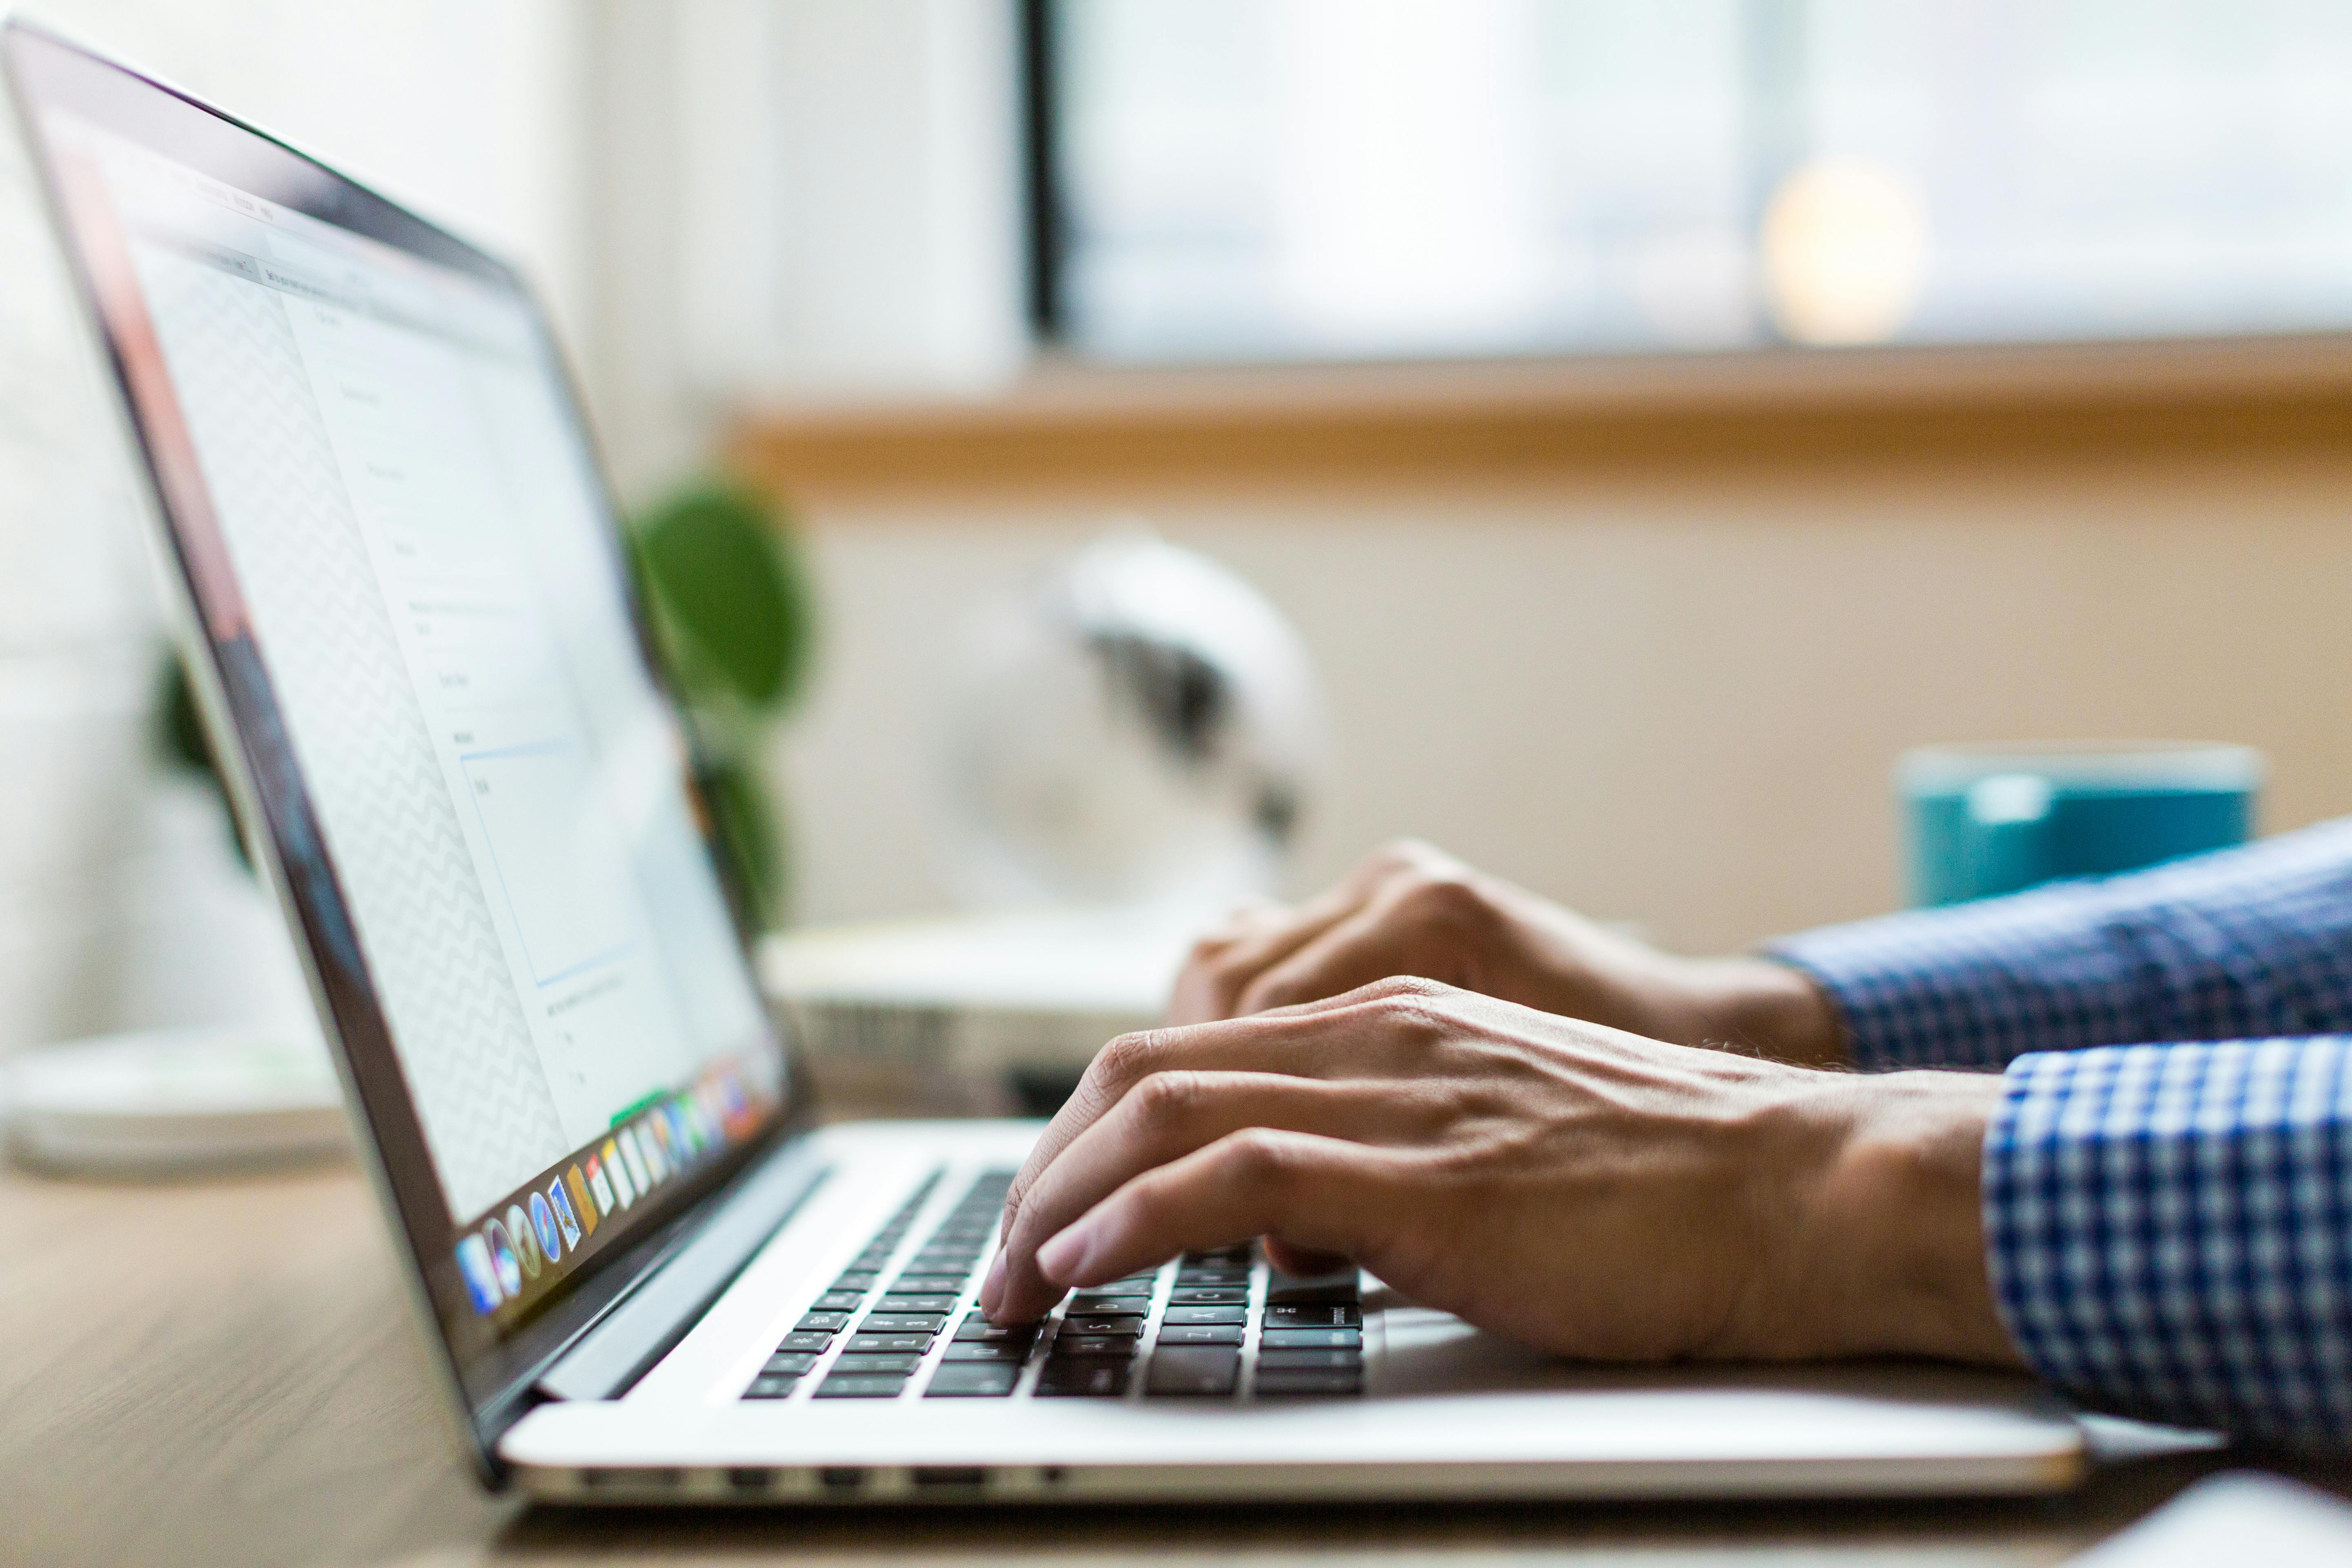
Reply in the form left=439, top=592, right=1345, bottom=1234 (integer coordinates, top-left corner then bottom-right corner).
left=1898, top=741, right=2263, bottom=907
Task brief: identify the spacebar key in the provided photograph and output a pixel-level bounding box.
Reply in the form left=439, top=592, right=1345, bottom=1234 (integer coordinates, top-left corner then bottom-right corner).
left=1145, top=1346, right=1240, bottom=1397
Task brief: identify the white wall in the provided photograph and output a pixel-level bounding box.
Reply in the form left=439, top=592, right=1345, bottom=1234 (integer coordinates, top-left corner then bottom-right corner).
left=771, top=454, right=2352, bottom=956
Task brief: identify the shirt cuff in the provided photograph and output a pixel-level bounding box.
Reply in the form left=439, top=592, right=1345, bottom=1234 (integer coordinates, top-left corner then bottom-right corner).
left=1980, top=1039, right=2352, bottom=1447
left=1766, top=882, right=2142, bottom=1071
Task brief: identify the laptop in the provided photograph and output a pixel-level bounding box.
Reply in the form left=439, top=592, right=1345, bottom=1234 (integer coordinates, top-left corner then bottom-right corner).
left=4, top=20, right=2087, bottom=1505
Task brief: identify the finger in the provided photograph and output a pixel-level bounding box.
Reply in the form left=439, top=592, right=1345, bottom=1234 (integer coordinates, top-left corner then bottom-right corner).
left=990, top=1071, right=1439, bottom=1322
left=1232, top=901, right=1445, bottom=1016
left=1167, top=846, right=1446, bottom=1025
left=1168, top=884, right=1370, bottom=1025
left=1033, top=1129, right=1394, bottom=1291
left=987, top=982, right=1463, bottom=1311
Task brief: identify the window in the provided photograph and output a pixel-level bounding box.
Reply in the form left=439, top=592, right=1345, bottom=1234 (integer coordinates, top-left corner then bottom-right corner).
left=1031, top=0, right=2352, bottom=363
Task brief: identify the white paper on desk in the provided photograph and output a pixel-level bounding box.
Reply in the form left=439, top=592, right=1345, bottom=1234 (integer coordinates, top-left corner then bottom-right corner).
left=2065, top=1472, right=2352, bottom=1566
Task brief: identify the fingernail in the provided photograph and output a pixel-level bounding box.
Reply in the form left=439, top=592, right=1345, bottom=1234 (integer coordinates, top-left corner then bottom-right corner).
left=1036, top=1221, right=1095, bottom=1284
left=978, top=1250, right=1007, bottom=1312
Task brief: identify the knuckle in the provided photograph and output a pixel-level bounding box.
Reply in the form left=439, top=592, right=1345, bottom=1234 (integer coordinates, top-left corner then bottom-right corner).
left=1217, top=1126, right=1297, bottom=1189
left=1093, top=1028, right=1166, bottom=1082
left=1361, top=974, right=1449, bottom=1003
left=1401, top=872, right=1493, bottom=928
left=1129, top=1069, right=1205, bottom=1125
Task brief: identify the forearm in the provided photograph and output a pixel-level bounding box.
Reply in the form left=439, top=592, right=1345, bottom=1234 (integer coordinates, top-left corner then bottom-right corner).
left=1767, top=816, right=2352, bottom=1071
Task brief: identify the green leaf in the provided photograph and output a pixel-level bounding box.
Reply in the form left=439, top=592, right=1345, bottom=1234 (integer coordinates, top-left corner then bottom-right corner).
left=630, top=482, right=813, bottom=715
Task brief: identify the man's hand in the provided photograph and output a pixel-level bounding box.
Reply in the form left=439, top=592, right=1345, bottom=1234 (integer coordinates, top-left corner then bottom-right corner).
left=1170, top=841, right=1846, bottom=1067
left=982, top=978, right=2019, bottom=1369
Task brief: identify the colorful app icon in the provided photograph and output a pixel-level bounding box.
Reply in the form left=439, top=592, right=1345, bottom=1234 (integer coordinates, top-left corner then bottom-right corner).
left=600, top=1138, right=635, bottom=1206
left=566, top=1167, right=599, bottom=1236
left=457, top=1234, right=502, bottom=1314
left=637, top=1120, right=671, bottom=1183
left=529, top=1191, right=564, bottom=1263
left=617, top=1127, right=653, bottom=1192
left=647, top=1107, right=676, bottom=1166
left=585, top=1153, right=616, bottom=1216
left=549, top=1178, right=583, bottom=1250
left=482, top=1218, right=522, bottom=1298
left=508, top=1203, right=542, bottom=1279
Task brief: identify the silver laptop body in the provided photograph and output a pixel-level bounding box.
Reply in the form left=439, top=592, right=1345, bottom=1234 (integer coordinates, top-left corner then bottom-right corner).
left=4, top=18, right=2085, bottom=1504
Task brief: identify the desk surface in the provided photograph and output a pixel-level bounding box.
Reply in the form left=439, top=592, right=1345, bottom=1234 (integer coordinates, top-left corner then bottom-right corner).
left=6, top=1156, right=2346, bottom=1568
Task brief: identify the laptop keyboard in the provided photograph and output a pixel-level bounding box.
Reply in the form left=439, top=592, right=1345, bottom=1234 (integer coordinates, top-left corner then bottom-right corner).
left=740, top=1167, right=1363, bottom=1403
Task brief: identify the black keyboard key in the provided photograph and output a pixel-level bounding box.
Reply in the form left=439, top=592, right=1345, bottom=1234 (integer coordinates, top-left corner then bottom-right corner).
left=1259, top=1327, right=1360, bottom=1350
left=1059, top=1316, right=1145, bottom=1337
left=846, top=1332, right=935, bottom=1353
left=832, top=1270, right=881, bottom=1290
left=886, top=1274, right=967, bottom=1294
left=815, top=1372, right=911, bottom=1399
left=775, top=1332, right=834, bottom=1353
left=1264, top=1303, right=1361, bottom=1328
left=1153, top=1322, right=1244, bottom=1346
left=811, top=1290, right=866, bottom=1312
left=954, top=1316, right=1036, bottom=1343
left=1183, top=1248, right=1252, bottom=1264
left=1049, top=1335, right=1137, bottom=1359
left=1160, top=1305, right=1247, bottom=1326
left=876, top=1293, right=960, bottom=1314
left=1167, top=1287, right=1247, bottom=1305
left=794, top=1312, right=852, bottom=1334
left=743, top=1373, right=800, bottom=1399
left=942, top=1340, right=1032, bottom=1363
left=1072, top=1281, right=1154, bottom=1299
left=1146, top=1346, right=1240, bottom=1396
left=762, top=1352, right=821, bottom=1376
left=1065, top=1297, right=1145, bottom=1318
left=1265, top=1269, right=1359, bottom=1305
left=833, top=1352, right=925, bottom=1374
left=1256, top=1348, right=1361, bottom=1370
left=864, top=1313, right=949, bottom=1333
left=1175, top=1271, right=1250, bottom=1287
left=1036, top=1361, right=1129, bottom=1397
left=1254, top=1368, right=1362, bottom=1397
left=925, top=1363, right=1018, bottom=1397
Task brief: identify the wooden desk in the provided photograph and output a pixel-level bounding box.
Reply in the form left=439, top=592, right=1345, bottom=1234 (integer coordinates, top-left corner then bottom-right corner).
left=6, top=1159, right=2345, bottom=1568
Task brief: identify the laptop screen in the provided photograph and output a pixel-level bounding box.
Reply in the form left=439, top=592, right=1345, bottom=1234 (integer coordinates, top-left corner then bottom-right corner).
left=6, top=25, right=794, bottom=1394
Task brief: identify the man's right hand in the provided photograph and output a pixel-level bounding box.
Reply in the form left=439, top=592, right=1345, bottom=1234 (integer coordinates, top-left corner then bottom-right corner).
left=1169, top=841, right=1847, bottom=1068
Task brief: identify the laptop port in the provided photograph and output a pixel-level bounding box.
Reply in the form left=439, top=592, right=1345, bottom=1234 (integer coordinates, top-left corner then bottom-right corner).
left=817, top=1466, right=868, bottom=1492
left=726, top=1467, right=771, bottom=1493
left=911, top=1466, right=986, bottom=1490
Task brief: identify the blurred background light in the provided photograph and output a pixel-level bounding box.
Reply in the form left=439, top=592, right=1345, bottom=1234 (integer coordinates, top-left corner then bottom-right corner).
left=1761, top=157, right=1930, bottom=345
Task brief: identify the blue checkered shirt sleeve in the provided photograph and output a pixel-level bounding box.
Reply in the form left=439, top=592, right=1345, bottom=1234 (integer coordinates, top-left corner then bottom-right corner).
left=1768, top=817, right=2352, bottom=1445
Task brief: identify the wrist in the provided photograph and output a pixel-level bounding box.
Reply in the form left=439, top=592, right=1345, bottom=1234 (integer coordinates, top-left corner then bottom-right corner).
left=1788, top=1072, right=2022, bottom=1366
left=1671, top=956, right=1848, bottom=1067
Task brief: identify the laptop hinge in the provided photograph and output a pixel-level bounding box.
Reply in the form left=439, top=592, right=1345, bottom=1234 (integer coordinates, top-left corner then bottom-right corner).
left=533, top=1141, right=831, bottom=1402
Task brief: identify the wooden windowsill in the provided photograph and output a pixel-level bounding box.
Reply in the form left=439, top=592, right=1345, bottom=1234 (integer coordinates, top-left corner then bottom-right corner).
left=727, top=336, right=2352, bottom=502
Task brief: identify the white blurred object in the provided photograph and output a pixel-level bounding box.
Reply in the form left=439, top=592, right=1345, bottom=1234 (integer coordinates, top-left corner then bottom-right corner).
left=942, top=529, right=1324, bottom=909
left=2061, top=1472, right=2352, bottom=1566
left=760, top=903, right=1190, bottom=1113
left=3, top=1024, right=343, bottom=1174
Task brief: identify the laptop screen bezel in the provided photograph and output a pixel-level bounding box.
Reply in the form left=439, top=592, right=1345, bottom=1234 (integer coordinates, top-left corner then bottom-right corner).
left=2, top=19, right=813, bottom=1478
